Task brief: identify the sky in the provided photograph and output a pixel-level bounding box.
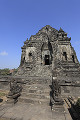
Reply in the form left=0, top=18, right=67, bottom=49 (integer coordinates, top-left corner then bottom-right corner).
left=0, top=0, right=80, bottom=69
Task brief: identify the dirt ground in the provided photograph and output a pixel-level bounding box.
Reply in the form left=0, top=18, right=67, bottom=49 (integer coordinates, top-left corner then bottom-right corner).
left=0, top=90, right=9, bottom=105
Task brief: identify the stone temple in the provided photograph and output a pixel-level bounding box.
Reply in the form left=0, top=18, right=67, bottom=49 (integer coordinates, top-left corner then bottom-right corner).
left=17, top=25, right=80, bottom=79
left=0, top=25, right=80, bottom=120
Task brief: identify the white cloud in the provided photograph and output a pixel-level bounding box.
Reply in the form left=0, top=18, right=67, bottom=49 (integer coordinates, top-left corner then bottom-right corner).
left=0, top=51, right=8, bottom=56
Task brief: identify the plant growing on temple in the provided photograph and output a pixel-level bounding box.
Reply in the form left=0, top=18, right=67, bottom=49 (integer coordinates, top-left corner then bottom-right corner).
left=76, top=98, right=80, bottom=107
left=76, top=98, right=80, bottom=115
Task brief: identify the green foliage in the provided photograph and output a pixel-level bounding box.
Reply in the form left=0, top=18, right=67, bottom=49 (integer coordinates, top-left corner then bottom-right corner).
left=12, top=68, right=18, bottom=75
left=13, top=68, right=18, bottom=72
left=0, top=68, right=18, bottom=76
left=0, top=68, right=10, bottom=76
left=0, top=92, right=5, bottom=97
left=76, top=98, right=80, bottom=107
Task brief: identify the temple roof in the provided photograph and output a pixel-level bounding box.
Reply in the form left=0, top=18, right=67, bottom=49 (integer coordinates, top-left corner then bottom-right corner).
left=38, top=25, right=58, bottom=34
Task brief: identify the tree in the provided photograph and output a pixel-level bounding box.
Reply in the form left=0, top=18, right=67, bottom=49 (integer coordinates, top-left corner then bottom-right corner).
left=0, top=68, right=10, bottom=76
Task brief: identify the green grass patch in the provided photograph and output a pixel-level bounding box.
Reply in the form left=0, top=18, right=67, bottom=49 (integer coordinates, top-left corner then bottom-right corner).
left=76, top=98, right=80, bottom=107
left=0, top=92, right=6, bottom=97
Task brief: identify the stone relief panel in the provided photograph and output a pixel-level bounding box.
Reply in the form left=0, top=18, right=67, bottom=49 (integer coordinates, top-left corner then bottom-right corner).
left=25, top=47, right=36, bottom=62
left=58, top=44, right=75, bottom=62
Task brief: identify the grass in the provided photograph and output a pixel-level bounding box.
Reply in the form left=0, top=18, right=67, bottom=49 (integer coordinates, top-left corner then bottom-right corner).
left=0, top=92, right=6, bottom=97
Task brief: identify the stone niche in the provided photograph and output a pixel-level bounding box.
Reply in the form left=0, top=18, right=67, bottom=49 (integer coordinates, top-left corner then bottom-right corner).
left=25, top=47, right=36, bottom=63
left=41, top=41, right=53, bottom=65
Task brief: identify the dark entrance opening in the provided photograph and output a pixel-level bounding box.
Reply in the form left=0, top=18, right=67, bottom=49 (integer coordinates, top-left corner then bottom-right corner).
left=45, top=55, right=49, bottom=65
left=72, top=55, right=75, bottom=63
left=63, top=52, right=67, bottom=60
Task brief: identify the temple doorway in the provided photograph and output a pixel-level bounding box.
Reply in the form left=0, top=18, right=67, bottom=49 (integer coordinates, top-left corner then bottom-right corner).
left=45, top=55, right=50, bottom=65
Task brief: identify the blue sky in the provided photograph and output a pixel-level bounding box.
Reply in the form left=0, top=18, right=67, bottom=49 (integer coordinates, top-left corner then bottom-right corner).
left=0, top=0, right=80, bottom=69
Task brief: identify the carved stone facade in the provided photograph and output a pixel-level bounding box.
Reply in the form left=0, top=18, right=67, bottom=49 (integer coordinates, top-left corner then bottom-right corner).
left=16, top=25, right=80, bottom=78
left=0, top=26, right=80, bottom=120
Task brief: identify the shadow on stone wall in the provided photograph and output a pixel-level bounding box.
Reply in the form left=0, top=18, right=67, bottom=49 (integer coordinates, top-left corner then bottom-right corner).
left=68, top=98, right=80, bottom=120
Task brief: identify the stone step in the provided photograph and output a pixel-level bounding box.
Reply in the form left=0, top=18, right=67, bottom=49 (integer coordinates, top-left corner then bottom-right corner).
left=64, top=98, right=71, bottom=108
left=23, top=79, right=52, bottom=84
left=18, top=96, right=50, bottom=105
left=22, top=84, right=51, bottom=89
left=64, top=98, right=79, bottom=119
left=53, top=105, right=64, bottom=108
left=21, top=91, right=50, bottom=95
left=21, top=92, right=50, bottom=99
left=22, top=88, right=50, bottom=90
left=22, top=88, right=50, bottom=92
left=52, top=105, right=65, bottom=112
left=61, top=62, right=79, bottom=66
left=22, top=88, right=50, bottom=94
left=22, top=90, right=50, bottom=96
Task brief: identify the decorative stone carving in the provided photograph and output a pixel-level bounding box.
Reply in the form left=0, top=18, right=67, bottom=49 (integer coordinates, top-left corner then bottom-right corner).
left=7, top=80, right=22, bottom=103
left=51, top=79, right=64, bottom=105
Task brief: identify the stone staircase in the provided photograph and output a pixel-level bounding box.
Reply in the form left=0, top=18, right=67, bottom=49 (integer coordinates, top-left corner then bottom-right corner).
left=52, top=104, right=65, bottom=113
left=60, top=62, right=80, bottom=77
left=18, top=83, right=51, bottom=105
left=31, top=65, right=52, bottom=77
left=17, top=64, right=52, bottom=77
left=64, top=97, right=80, bottom=120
